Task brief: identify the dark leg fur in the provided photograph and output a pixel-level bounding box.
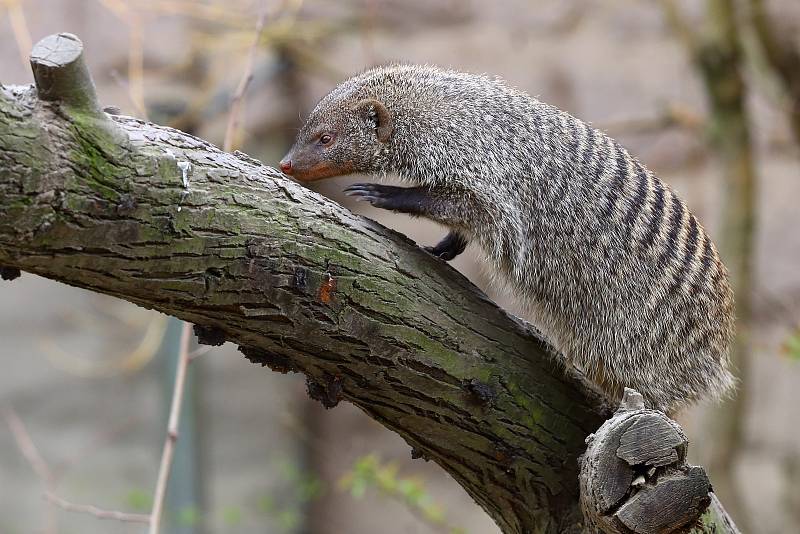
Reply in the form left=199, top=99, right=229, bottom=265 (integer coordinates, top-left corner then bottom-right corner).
left=343, top=184, right=470, bottom=261
left=343, top=184, right=433, bottom=214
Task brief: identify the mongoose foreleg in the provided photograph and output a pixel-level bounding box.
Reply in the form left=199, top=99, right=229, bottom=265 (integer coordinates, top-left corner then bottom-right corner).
left=343, top=183, right=469, bottom=260
left=343, top=184, right=432, bottom=214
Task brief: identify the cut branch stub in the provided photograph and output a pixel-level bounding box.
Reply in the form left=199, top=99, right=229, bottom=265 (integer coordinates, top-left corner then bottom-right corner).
left=580, top=388, right=711, bottom=533
left=28, top=33, right=129, bottom=154
left=30, top=33, right=100, bottom=112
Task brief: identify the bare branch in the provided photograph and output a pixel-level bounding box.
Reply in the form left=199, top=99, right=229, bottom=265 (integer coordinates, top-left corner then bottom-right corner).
left=4, top=407, right=58, bottom=534
left=599, top=103, right=704, bottom=136
left=4, top=0, right=32, bottom=68
left=223, top=5, right=270, bottom=152
left=188, top=345, right=213, bottom=362
left=44, top=492, right=151, bottom=524
left=148, top=321, right=193, bottom=534
left=3, top=407, right=55, bottom=486
left=659, top=0, right=701, bottom=55
left=95, top=0, right=148, bottom=119
left=4, top=406, right=152, bottom=529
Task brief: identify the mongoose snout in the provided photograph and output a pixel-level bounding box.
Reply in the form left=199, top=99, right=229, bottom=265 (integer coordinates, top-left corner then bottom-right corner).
left=283, top=64, right=735, bottom=413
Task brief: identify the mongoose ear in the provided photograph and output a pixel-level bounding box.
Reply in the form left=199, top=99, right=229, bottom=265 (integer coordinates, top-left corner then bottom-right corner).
left=353, top=99, right=393, bottom=143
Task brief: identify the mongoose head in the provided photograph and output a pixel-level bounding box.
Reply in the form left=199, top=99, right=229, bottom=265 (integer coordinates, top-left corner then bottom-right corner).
left=280, top=64, right=531, bottom=187
left=280, top=94, right=394, bottom=181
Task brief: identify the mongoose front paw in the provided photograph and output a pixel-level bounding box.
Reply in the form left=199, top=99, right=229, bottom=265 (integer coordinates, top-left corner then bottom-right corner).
left=343, top=183, right=416, bottom=211
left=424, top=231, right=468, bottom=261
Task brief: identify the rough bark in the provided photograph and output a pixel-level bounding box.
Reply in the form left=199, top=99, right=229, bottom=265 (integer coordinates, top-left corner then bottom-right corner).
left=0, top=33, right=738, bottom=534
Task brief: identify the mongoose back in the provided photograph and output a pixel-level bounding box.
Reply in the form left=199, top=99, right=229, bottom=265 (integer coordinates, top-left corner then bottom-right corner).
left=280, top=64, right=735, bottom=412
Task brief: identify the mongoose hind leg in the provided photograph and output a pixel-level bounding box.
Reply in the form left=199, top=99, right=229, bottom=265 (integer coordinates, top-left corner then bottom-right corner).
left=424, top=231, right=468, bottom=261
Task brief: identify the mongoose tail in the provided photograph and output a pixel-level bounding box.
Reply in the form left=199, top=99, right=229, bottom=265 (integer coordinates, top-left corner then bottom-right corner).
left=280, top=64, right=736, bottom=413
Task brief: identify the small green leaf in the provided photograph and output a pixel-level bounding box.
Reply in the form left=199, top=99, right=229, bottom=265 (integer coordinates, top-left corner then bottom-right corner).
left=258, top=495, right=276, bottom=514
left=785, top=330, right=800, bottom=360
left=222, top=506, right=242, bottom=526
left=278, top=509, right=300, bottom=530
left=177, top=506, right=201, bottom=526
left=123, top=489, right=152, bottom=512
left=338, top=454, right=468, bottom=533
left=299, top=476, right=324, bottom=501
left=351, top=478, right=367, bottom=499
left=279, top=459, right=302, bottom=482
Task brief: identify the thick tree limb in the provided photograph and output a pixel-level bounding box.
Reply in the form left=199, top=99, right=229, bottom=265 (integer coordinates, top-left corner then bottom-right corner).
left=0, top=33, right=738, bottom=533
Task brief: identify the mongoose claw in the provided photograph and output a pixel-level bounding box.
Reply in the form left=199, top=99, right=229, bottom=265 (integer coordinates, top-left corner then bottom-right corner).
left=424, top=231, right=468, bottom=261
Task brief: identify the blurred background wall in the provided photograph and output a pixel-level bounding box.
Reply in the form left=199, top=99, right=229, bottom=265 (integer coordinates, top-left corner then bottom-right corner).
left=1, top=1, right=798, bottom=533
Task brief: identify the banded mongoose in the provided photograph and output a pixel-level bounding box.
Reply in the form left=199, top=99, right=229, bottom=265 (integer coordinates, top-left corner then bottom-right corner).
left=279, top=64, right=735, bottom=413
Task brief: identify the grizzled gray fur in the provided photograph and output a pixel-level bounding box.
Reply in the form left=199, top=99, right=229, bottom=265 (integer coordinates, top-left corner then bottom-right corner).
left=280, top=64, right=735, bottom=412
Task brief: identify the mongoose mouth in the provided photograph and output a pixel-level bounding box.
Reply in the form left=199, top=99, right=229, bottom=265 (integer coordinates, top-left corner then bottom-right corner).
left=282, top=160, right=354, bottom=182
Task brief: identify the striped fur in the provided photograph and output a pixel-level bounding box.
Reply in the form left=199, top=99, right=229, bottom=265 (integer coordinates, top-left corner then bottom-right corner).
left=289, top=65, right=735, bottom=412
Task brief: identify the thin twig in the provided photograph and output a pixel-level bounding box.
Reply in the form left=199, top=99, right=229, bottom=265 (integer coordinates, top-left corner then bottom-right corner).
left=223, top=4, right=270, bottom=152
left=659, top=0, right=701, bottom=55
left=95, top=0, right=148, bottom=119
left=4, top=406, right=156, bottom=529
left=600, top=103, right=704, bottom=136
left=3, top=407, right=54, bottom=484
left=4, top=0, right=32, bottom=68
left=148, top=321, right=193, bottom=534
left=139, top=0, right=251, bottom=26
left=45, top=492, right=151, bottom=524
left=127, top=14, right=148, bottom=120
left=188, top=345, right=213, bottom=362
left=3, top=407, right=57, bottom=532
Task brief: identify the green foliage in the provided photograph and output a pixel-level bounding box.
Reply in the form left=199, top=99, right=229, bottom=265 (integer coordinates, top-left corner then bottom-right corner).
left=253, top=458, right=324, bottom=532
left=177, top=506, right=202, bottom=526
left=119, top=460, right=324, bottom=531
left=222, top=505, right=243, bottom=526
left=339, top=454, right=466, bottom=534
left=258, top=495, right=276, bottom=514
left=277, top=509, right=301, bottom=530
left=784, top=328, right=800, bottom=360
left=278, top=458, right=324, bottom=502
left=123, top=488, right=152, bottom=512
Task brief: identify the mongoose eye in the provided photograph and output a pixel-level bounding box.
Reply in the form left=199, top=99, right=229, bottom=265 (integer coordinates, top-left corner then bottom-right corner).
left=319, top=133, right=333, bottom=146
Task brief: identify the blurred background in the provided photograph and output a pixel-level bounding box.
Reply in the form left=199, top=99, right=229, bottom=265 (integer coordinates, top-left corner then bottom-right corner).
left=1, top=0, right=799, bottom=533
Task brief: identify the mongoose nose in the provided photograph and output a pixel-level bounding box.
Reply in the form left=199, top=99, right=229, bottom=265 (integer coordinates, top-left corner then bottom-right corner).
left=279, top=159, right=293, bottom=175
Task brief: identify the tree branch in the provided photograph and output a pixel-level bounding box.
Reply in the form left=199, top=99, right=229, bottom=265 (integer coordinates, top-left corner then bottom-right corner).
left=0, top=33, right=739, bottom=533
left=44, top=493, right=151, bottom=524
left=580, top=389, right=740, bottom=534
left=149, top=321, right=193, bottom=534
